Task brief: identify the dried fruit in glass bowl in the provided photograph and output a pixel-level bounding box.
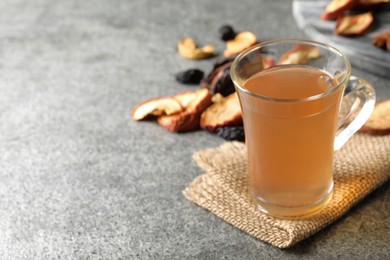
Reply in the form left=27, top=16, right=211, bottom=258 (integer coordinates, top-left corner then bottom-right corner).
left=335, top=12, right=374, bottom=36
left=372, top=30, right=390, bottom=51
left=321, top=0, right=357, bottom=20
left=359, top=99, right=390, bottom=135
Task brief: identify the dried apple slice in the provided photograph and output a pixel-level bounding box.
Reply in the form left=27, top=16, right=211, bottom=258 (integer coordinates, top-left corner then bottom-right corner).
left=278, top=44, right=321, bottom=65
left=359, top=99, right=390, bottom=135
left=158, top=111, right=200, bottom=132
left=179, top=88, right=212, bottom=113
left=174, top=91, right=199, bottom=108
left=178, top=37, right=215, bottom=60
left=223, top=32, right=257, bottom=57
left=158, top=88, right=212, bottom=132
left=336, top=12, right=374, bottom=36
left=132, top=97, right=183, bottom=121
left=321, top=0, right=357, bottom=20
left=200, top=92, right=242, bottom=132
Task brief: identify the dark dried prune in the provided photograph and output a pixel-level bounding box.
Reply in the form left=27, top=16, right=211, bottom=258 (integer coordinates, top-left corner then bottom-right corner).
left=216, top=126, right=245, bottom=142
left=219, top=25, right=236, bottom=41
left=201, top=58, right=235, bottom=96
left=175, top=69, right=204, bottom=84
left=214, top=68, right=235, bottom=97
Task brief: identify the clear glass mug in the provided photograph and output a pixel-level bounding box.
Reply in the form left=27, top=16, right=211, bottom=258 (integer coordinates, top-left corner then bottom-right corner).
left=230, top=39, right=375, bottom=219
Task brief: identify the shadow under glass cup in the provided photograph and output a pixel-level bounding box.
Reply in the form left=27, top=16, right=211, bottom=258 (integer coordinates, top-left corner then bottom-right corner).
left=230, top=39, right=376, bottom=219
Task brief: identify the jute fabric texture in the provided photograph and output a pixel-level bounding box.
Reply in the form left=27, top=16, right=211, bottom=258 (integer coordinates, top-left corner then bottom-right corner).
left=183, top=134, right=390, bottom=248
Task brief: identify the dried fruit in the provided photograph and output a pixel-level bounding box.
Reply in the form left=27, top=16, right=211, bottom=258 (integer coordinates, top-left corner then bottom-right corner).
left=219, top=25, right=236, bottom=41
left=158, top=112, right=198, bottom=132
left=359, top=99, right=390, bottom=135
left=200, top=92, right=242, bottom=132
left=211, top=93, right=224, bottom=103
left=132, top=97, right=183, bottom=121
left=202, top=55, right=275, bottom=97
left=215, top=69, right=234, bottom=94
left=321, top=0, right=357, bottom=20
left=201, top=57, right=236, bottom=96
left=175, top=69, right=204, bottom=84
left=278, top=44, right=321, bottom=65
left=216, top=126, right=245, bottom=142
left=223, top=31, right=257, bottom=57
left=335, top=12, right=374, bottom=36
left=372, top=30, right=390, bottom=51
left=174, top=91, right=200, bottom=107
left=178, top=37, right=215, bottom=60
left=158, top=88, right=212, bottom=132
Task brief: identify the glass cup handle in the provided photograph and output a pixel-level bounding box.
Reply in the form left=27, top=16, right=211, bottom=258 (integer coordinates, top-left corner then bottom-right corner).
left=334, top=76, right=376, bottom=151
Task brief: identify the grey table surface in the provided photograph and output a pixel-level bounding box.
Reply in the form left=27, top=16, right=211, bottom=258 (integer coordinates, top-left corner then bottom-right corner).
left=0, top=0, right=389, bottom=259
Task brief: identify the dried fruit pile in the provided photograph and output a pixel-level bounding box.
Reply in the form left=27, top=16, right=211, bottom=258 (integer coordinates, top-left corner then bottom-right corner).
left=321, top=0, right=390, bottom=51
left=359, top=99, right=390, bottom=135
left=132, top=25, right=258, bottom=142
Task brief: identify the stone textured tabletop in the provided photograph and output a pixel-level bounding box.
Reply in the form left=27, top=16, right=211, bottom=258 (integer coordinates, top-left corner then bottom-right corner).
left=0, top=0, right=389, bottom=259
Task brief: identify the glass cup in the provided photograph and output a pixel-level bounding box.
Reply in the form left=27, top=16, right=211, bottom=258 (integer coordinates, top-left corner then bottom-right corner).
left=230, top=39, right=375, bottom=219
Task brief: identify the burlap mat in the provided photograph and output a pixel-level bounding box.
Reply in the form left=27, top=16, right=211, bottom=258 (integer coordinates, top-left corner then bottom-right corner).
left=183, top=134, right=390, bottom=248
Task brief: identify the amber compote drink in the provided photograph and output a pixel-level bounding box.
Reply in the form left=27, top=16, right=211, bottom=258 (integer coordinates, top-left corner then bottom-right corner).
left=231, top=39, right=375, bottom=218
